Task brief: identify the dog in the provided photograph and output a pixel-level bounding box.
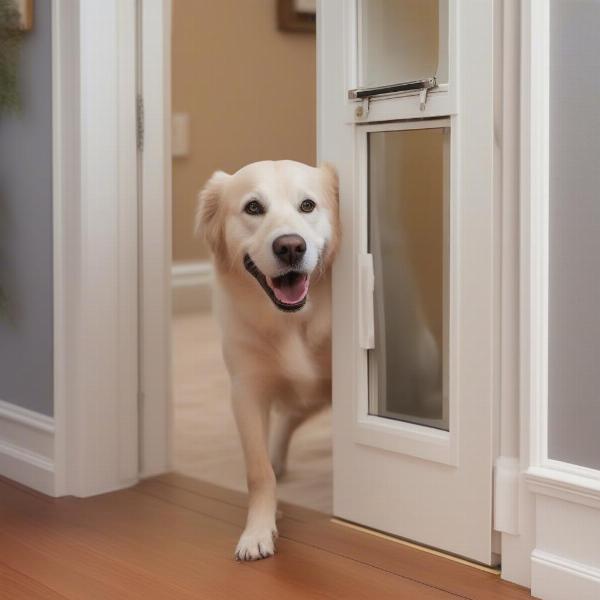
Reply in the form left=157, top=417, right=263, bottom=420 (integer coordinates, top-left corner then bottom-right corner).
left=196, top=160, right=340, bottom=560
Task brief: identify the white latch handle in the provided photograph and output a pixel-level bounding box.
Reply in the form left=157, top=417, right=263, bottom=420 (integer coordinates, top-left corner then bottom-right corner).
left=359, top=253, right=375, bottom=350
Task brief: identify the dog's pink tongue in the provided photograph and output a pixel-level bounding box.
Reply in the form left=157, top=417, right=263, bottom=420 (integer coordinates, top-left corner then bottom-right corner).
left=272, top=274, right=309, bottom=305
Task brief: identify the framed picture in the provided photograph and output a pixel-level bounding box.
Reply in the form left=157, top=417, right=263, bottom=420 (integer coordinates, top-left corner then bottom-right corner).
left=277, top=0, right=316, bottom=34
left=16, top=0, right=33, bottom=31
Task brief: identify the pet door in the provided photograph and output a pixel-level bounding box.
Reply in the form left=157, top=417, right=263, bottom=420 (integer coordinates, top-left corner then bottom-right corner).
left=357, top=0, right=449, bottom=93
left=367, top=126, right=449, bottom=431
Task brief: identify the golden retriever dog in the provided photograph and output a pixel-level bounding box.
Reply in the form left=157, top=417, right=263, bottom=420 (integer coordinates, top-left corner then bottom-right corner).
left=196, top=160, right=340, bottom=560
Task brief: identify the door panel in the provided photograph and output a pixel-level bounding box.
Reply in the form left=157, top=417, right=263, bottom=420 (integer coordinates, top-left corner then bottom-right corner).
left=319, top=0, right=497, bottom=565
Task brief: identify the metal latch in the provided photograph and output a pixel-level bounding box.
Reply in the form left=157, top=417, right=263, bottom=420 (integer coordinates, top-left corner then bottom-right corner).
left=348, top=77, right=437, bottom=101
left=349, top=77, right=437, bottom=116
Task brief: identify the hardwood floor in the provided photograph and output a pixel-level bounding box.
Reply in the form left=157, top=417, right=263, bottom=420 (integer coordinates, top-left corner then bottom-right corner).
left=0, top=474, right=534, bottom=599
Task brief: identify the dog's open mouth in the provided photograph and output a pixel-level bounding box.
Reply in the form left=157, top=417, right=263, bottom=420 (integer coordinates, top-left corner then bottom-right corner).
left=244, top=255, right=309, bottom=312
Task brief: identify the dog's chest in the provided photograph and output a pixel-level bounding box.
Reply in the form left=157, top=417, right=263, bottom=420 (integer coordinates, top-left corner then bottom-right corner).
left=276, top=325, right=327, bottom=385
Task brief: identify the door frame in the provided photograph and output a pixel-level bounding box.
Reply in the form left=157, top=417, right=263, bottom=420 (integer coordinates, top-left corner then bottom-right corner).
left=137, top=0, right=173, bottom=478
left=46, top=1, right=600, bottom=594
left=51, top=0, right=171, bottom=497
left=508, top=1, right=600, bottom=596
left=53, top=0, right=140, bottom=497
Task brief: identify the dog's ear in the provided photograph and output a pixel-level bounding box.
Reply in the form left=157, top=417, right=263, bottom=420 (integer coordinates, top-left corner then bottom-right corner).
left=320, top=162, right=341, bottom=262
left=195, top=170, right=231, bottom=257
left=320, top=162, right=339, bottom=206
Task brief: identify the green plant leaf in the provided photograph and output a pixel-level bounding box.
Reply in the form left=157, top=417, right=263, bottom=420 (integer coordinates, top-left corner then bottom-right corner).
left=0, top=0, right=24, bottom=114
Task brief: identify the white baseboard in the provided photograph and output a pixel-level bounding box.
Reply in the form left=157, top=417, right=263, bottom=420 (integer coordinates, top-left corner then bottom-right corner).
left=532, top=550, right=600, bottom=600
left=0, top=399, right=55, bottom=495
left=171, top=260, right=213, bottom=314
left=529, top=492, right=600, bottom=599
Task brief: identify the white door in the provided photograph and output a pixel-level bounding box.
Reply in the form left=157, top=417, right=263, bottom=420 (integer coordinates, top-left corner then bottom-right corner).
left=318, top=0, right=498, bottom=565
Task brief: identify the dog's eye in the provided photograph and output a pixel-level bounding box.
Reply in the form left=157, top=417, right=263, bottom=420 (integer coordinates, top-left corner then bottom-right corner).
left=300, top=199, right=316, bottom=213
left=244, top=199, right=265, bottom=216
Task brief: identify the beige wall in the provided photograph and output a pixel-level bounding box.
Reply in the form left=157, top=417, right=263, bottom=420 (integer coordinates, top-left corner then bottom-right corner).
left=172, top=0, right=316, bottom=262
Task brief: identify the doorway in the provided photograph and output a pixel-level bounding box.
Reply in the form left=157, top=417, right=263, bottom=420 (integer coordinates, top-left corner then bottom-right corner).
left=168, top=0, right=331, bottom=513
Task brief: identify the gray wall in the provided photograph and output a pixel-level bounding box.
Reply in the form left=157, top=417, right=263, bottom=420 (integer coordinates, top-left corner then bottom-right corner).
left=0, top=1, right=53, bottom=416
left=548, top=0, right=600, bottom=470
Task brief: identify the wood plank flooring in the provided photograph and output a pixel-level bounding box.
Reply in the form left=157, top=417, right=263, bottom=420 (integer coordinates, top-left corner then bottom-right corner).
left=0, top=474, right=535, bottom=599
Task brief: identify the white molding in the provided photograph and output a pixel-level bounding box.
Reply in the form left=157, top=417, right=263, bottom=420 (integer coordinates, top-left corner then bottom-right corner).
left=497, top=0, right=521, bottom=490
left=510, top=3, right=600, bottom=595
left=526, top=466, right=600, bottom=510
left=51, top=0, right=139, bottom=497
left=495, top=0, right=524, bottom=575
left=531, top=550, right=600, bottom=600
left=171, top=260, right=213, bottom=313
left=0, top=400, right=54, bottom=495
left=51, top=0, right=71, bottom=499
left=0, top=399, right=54, bottom=433
left=139, top=0, right=173, bottom=478
left=542, top=459, right=600, bottom=483
left=494, top=0, right=549, bottom=588
left=522, top=0, right=550, bottom=470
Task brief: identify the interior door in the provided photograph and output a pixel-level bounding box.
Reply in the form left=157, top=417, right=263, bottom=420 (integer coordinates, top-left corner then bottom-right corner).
left=318, top=0, right=498, bottom=564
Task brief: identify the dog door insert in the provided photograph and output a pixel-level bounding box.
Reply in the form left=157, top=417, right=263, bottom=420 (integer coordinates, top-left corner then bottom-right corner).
left=367, top=127, right=449, bottom=431
left=358, top=0, right=449, bottom=90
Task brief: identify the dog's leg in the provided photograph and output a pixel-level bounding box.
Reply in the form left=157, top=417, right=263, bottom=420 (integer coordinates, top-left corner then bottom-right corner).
left=269, top=410, right=305, bottom=479
left=231, top=379, right=278, bottom=561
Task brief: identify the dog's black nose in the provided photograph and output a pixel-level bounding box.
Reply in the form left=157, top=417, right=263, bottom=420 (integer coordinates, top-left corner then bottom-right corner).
left=272, top=234, right=306, bottom=266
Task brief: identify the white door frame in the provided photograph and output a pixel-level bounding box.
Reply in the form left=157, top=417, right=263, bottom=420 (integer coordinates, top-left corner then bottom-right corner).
left=52, top=0, right=139, bottom=497
left=503, top=1, right=600, bottom=596
left=50, top=0, right=171, bottom=497
left=137, top=0, right=173, bottom=478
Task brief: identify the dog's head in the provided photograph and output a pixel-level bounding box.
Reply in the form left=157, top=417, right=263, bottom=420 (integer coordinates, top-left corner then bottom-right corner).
left=196, top=160, right=340, bottom=312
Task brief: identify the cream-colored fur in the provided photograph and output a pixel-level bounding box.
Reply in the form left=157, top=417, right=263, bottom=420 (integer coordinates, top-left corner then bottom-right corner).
left=196, top=160, right=339, bottom=560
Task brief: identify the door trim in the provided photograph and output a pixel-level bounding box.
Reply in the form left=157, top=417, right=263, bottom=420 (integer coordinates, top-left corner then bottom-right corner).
left=52, top=0, right=139, bottom=497
left=138, top=0, right=173, bottom=478
left=49, top=0, right=172, bottom=497
left=501, top=0, right=600, bottom=594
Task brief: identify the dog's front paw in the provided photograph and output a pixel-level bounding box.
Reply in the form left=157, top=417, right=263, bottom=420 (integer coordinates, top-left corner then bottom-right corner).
left=235, top=527, right=278, bottom=561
